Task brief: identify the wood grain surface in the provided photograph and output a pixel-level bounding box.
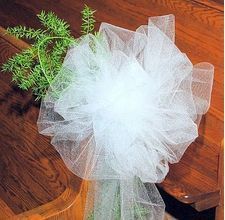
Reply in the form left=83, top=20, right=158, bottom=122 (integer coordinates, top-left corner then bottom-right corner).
left=0, top=29, right=84, bottom=218
left=0, top=0, right=223, bottom=218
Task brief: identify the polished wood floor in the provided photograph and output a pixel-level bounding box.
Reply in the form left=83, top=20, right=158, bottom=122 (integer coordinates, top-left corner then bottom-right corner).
left=0, top=0, right=223, bottom=219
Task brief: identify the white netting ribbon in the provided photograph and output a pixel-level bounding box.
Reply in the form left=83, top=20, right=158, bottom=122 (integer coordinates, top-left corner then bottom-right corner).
left=37, top=15, right=213, bottom=219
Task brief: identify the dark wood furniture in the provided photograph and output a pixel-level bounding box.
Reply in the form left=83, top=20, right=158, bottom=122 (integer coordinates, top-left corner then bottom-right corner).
left=0, top=1, right=223, bottom=219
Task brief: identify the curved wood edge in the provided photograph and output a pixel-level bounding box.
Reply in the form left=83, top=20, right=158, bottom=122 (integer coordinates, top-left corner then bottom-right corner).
left=0, top=26, right=29, bottom=50
left=177, top=190, right=220, bottom=206
left=11, top=175, right=86, bottom=220
left=215, top=139, right=224, bottom=219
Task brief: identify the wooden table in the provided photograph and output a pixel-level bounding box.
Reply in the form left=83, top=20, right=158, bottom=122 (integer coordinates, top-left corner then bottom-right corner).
left=0, top=0, right=223, bottom=219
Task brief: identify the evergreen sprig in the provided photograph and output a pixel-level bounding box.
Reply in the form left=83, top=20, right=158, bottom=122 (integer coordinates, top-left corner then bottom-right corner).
left=81, top=4, right=96, bottom=35
left=6, top=26, right=47, bottom=40
left=37, top=11, right=71, bottom=37
left=1, top=5, right=97, bottom=100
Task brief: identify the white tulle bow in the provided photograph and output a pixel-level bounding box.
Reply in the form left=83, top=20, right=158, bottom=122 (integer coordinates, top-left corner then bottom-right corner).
left=37, top=14, right=213, bottom=220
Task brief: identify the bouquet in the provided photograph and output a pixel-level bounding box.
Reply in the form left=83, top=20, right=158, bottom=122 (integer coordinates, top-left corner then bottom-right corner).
left=2, top=6, right=214, bottom=220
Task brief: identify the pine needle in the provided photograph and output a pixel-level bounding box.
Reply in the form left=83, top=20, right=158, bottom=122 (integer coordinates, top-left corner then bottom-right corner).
left=1, top=5, right=97, bottom=100
left=81, top=4, right=96, bottom=35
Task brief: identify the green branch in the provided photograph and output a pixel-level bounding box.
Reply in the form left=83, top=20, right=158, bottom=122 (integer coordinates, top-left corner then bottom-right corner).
left=1, top=5, right=97, bottom=100
left=81, top=4, right=96, bottom=35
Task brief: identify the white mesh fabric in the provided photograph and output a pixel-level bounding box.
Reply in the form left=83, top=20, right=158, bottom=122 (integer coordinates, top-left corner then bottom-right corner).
left=37, top=14, right=214, bottom=219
